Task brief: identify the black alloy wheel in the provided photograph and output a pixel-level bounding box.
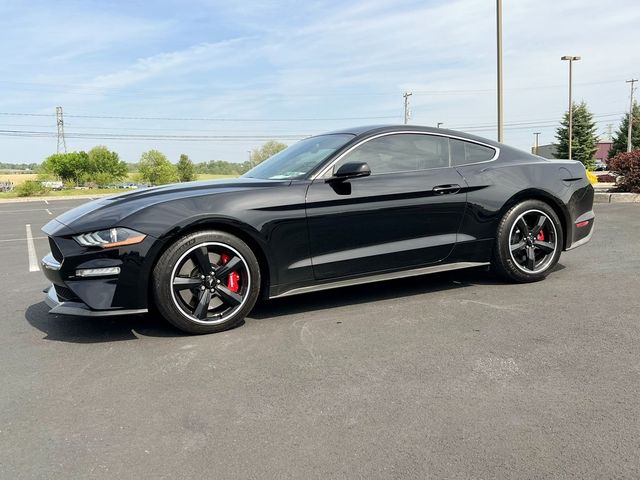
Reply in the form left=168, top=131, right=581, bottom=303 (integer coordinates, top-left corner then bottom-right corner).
left=492, top=200, right=563, bottom=283
left=152, top=231, right=261, bottom=334
left=171, top=242, right=249, bottom=323
left=508, top=209, right=558, bottom=274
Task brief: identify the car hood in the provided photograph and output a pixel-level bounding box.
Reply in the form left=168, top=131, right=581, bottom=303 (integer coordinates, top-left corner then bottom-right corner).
left=43, top=177, right=289, bottom=236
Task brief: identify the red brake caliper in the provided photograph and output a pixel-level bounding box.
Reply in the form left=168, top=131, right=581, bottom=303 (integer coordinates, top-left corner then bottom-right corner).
left=537, top=230, right=545, bottom=241
left=220, top=254, right=240, bottom=293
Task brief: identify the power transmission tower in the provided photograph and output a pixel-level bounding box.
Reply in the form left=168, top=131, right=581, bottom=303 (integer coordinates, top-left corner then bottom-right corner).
left=403, top=92, right=412, bottom=124
left=606, top=123, right=613, bottom=142
left=56, top=106, right=67, bottom=153
left=626, top=79, right=637, bottom=152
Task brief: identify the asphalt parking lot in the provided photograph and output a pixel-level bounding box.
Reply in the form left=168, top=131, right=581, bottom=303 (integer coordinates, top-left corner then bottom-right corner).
left=1, top=199, right=639, bottom=479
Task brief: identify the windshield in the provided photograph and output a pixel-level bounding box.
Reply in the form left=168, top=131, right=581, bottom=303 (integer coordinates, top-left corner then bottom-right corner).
left=243, top=134, right=355, bottom=180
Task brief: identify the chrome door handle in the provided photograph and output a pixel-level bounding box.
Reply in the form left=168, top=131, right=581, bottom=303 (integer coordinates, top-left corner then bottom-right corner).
left=432, top=184, right=461, bottom=195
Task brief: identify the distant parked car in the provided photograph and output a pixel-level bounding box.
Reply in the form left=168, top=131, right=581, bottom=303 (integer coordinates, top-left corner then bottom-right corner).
left=0, top=181, right=14, bottom=192
left=593, top=160, right=608, bottom=171
left=40, top=180, right=63, bottom=190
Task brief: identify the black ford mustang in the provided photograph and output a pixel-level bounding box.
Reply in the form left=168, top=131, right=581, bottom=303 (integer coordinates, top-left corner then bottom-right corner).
left=41, top=125, right=594, bottom=334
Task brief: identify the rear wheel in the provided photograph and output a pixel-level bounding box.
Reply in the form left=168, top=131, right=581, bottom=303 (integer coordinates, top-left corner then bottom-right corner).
left=152, top=230, right=260, bottom=334
left=492, top=200, right=563, bottom=283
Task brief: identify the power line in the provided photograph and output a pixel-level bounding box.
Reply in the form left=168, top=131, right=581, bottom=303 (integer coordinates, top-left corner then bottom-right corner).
left=0, top=111, right=398, bottom=122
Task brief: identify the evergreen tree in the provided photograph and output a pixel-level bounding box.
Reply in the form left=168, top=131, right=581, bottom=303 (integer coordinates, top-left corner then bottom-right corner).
left=177, top=154, right=196, bottom=182
left=608, top=102, right=640, bottom=158
left=554, top=101, right=598, bottom=168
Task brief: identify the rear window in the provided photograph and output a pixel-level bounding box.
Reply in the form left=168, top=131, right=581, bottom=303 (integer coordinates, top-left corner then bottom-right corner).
left=450, top=139, right=496, bottom=166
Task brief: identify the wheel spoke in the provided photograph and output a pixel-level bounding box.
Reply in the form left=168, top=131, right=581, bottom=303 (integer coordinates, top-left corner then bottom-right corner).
left=534, top=240, right=555, bottom=253
left=526, top=245, right=536, bottom=270
left=214, top=256, right=242, bottom=280
left=173, top=276, right=202, bottom=291
left=510, top=239, right=526, bottom=252
left=531, top=214, right=547, bottom=236
left=516, top=218, right=530, bottom=237
left=216, top=285, right=243, bottom=306
left=192, top=246, right=212, bottom=274
left=193, top=289, right=212, bottom=319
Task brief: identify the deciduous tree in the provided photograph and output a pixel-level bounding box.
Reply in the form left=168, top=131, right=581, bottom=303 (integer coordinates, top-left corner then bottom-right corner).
left=138, top=150, right=178, bottom=185
left=249, top=140, right=288, bottom=166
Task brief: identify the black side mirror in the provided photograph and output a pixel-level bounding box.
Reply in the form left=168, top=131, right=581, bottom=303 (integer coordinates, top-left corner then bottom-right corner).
left=328, top=162, right=371, bottom=182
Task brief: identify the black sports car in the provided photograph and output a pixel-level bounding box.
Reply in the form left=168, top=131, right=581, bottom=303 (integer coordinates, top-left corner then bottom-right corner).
left=41, top=125, right=594, bottom=334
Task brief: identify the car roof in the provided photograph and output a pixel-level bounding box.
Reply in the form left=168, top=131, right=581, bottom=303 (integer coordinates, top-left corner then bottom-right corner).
left=323, top=124, right=503, bottom=148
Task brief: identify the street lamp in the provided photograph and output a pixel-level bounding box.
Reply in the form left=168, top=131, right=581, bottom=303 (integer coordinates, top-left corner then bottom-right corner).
left=437, top=122, right=444, bottom=128
left=561, top=55, right=581, bottom=160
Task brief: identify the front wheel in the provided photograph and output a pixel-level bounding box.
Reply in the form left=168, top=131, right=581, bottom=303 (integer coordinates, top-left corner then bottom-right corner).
left=492, top=200, right=564, bottom=283
left=151, top=230, right=261, bottom=334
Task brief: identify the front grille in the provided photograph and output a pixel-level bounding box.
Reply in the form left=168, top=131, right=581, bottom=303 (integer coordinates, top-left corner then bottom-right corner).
left=54, top=284, right=79, bottom=302
left=49, top=237, right=63, bottom=262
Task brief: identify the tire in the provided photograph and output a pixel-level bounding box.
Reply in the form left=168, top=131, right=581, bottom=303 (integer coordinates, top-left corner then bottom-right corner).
left=151, top=230, right=261, bottom=334
left=491, top=200, right=563, bottom=283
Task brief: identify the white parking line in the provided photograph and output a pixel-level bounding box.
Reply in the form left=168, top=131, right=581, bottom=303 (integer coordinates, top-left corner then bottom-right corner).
left=46, top=209, right=52, bottom=215
left=0, top=236, right=47, bottom=243
left=25, top=224, right=40, bottom=272
left=44, top=199, right=49, bottom=205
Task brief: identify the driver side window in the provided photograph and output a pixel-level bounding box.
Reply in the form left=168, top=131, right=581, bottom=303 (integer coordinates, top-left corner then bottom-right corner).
left=330, top=133, right=450, bottom=177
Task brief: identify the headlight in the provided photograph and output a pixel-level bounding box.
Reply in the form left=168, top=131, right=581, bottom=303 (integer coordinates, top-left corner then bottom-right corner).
left=74, top=228, right=146, bottom=248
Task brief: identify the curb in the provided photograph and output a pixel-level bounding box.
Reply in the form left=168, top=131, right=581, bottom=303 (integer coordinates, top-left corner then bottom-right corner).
left=594, top=192, right=640, bottom=203
left=0, top=193, right=115, bottom=204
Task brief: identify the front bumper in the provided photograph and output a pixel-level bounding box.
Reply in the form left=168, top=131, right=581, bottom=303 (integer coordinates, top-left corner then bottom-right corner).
left=44, top=284, right=147, bottom=317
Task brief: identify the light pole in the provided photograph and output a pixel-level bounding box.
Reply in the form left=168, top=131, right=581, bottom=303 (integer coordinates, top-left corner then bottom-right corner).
left=437, top=122, right=443, bottom=128
left=533, top=132, right=541, bottom=155
left=561, top=55, right=581, bottom=160
left=247, top=150, right=252, bottom=168
left=403, top=92, right=412, bottom=124
left=626, top=79, right=637, bottom=152
left=496, top=0, right=504, bottom=143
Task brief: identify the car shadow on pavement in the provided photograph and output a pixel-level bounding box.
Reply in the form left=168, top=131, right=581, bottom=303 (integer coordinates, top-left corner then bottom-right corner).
left=249, top=267, right=506, bottom=320
left=25, top=265, right=565, bottom=342
left=25, top=302, right=185, bottom=343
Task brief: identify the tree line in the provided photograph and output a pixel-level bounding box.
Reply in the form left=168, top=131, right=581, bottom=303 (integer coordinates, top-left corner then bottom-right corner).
left=36, top=140, right=288, bottom=187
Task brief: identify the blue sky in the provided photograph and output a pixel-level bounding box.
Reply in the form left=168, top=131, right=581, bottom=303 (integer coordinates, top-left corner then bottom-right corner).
left=1, top=0, right=638, bottom=164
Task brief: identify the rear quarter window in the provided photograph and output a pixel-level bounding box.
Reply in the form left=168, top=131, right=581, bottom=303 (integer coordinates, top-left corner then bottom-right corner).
left=450, top=139, right=496, bottom=166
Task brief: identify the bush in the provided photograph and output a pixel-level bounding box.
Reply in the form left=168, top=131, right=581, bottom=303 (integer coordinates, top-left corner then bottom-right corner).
left=16, top=181, right=50, bottom=197
left=608, top=150, right=640, bottom=193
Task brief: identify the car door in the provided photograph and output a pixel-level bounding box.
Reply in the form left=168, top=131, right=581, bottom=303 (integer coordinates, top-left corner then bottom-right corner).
left=305, top=132, right=468, bottom=280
